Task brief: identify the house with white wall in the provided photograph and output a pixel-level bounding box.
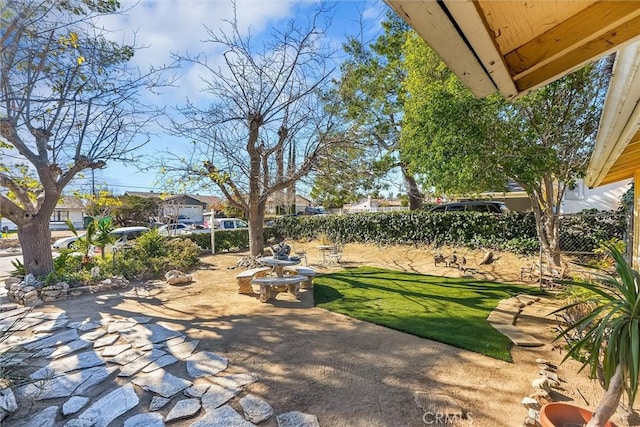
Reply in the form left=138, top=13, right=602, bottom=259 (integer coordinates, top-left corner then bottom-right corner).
left=560, top=178, right=632, bottom=214
left=50, top=197, right=85, bottom=230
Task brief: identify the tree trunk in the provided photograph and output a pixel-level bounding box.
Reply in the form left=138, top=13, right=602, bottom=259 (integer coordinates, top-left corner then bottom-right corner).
left=400, top=164, right=423, bottom=210
left=248, top=201, right=266, bottom=256
left=17, top=217, right=53, bottom=277
left=587, top=364, right=625, bottom=427
left=530, top=191, right=562, bottom=267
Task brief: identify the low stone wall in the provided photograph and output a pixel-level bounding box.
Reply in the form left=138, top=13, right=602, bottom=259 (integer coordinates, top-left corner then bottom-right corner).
left=4, top=274, right=129, bottom=306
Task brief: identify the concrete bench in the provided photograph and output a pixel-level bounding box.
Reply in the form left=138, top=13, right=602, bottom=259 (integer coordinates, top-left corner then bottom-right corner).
left=251, top=275, right=307, bottom=303
left=236, top=267, right=272, bottom=294
left=283, top=266, right=316, bottom=289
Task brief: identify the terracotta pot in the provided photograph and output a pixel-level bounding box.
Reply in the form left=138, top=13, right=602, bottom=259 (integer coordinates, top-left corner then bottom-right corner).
left=540, top=402, right=616, bottom=427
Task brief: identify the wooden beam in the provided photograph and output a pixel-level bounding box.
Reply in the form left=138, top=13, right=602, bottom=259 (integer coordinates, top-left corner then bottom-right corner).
left=506, top=1, right=640, bottom=78
left=600, top=168, right=638, bottom=186
left=514, top=16, right=640, bottom=92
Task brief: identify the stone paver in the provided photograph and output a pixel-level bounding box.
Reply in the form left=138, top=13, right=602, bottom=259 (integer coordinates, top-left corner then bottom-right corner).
left=30, top=351, right=105, bottom=380
left=48, top=339, right=92, bottom=359
left=200, top=384, right=241, bottom=409
left=239, top=394, right=273, bottom=424
left=76, top=383, right=139, bottom=427
left=212, top=373, right=259, bottom=388
left=101, top=343, right=132, bottom=357
left=124, top=412, right=165, bottom=427
left=165, top=398, right=201, bottom=422
left=142, top=354, right=178, bottom=373
left=17, top=405, right=59, bottom=427
left=62, top=396, right=90, bottom=416
left=92, top=334, right=118, bottom=348
left=276, top=411, right=321, bottom=427
left=24, top=329, right=79, bottom=351
left=149, top=396, right=171, bottom=411
left=166, top=339, right=199, bottom=359
left=119, top=323, right=182, bottom=345
left=118, top=348, right=167, bottom=377
left=184, top=384, right=211, bottom=398
left=131, top=369, right=192, bottom=398
left=186, top=351, right=228, bottom=378
left=32, top=317, right=69, bottom=333
left=19, top=366, right=118, bottom=400
left=190, top=404, right=253, bottom=427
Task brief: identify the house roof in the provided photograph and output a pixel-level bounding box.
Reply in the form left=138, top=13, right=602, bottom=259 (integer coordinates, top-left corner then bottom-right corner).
left=57, top=197, right=85, bottom=210
left=189, top=195, right=224, bottom=208
left=124, top=191, right=164, bottom=199
left=386, top=0, right=640, bottom=99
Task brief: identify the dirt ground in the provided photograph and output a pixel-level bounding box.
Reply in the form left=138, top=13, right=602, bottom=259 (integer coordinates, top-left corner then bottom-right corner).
left=17, top=241, right=639, bottom=426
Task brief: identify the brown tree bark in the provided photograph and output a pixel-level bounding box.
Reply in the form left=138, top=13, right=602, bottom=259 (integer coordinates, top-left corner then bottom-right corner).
left=401, top=164, right=423, bottom=210
left=17, top=216, right=53, bottom=277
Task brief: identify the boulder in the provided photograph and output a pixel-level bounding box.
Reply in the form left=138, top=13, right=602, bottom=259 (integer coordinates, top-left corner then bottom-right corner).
left=165, top=270, right=192, bottom=285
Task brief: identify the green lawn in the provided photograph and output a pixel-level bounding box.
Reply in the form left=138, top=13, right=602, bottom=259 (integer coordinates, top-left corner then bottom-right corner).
left=314, top=266, right=538, bottom=361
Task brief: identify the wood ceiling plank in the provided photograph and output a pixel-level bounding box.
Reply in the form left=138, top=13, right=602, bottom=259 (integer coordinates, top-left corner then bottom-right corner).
left=505, top=1, right=640, bottom=77
left=478, top=0, right=595, bottom=54
left=514, top=16, right=640, bottom=92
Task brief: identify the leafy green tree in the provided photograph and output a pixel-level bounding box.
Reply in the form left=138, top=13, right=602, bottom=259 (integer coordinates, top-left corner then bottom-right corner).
left=112, top=195, right=159, bottom=226
left=324, top=13, right=424, bottom=210
left=0, top=0, right=166, bottom=276
left=402, top=33, right=611, bottom=265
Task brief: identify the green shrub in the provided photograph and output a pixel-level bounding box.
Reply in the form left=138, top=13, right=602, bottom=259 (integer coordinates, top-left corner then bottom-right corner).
left=137, top=228, right=167, bottom=258
left=184, top=227, right=279, bottom=253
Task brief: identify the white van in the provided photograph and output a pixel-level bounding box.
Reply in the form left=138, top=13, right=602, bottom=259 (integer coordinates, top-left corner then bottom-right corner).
left=89, top=226, right=149, bottom=256
left=213, top=218, right=248, bottom=230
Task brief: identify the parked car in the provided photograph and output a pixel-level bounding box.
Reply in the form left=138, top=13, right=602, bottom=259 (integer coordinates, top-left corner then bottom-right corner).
left=213, top=218, right=248, bottom=230
left=303, top=206, right=325, bottom=215
left=53, top=234, right=84, bottom=249
left=89, top=226, right=149, bottom=256
left=429, top=201, right=509, bottom=213
left=158, top=223, right=190, bottom=236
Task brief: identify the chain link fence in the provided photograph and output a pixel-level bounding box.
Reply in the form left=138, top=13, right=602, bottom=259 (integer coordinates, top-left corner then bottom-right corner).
left=532, top=212, right=631, bottom=289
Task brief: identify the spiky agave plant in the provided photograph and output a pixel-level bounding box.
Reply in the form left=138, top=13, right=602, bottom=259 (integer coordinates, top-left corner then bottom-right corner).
left=553, top=244, right=639, bottom=426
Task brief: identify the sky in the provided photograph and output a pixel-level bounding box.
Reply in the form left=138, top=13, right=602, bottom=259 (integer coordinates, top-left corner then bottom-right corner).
left=72, top=0, right=390, bottom=197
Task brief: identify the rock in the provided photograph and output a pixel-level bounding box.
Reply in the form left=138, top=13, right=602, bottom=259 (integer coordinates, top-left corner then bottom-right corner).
left=150, top=396, right=171, bottom=411
left=4, top=277, right=21, bottom=289
left=521, top=396, right=540, bottom=410
left=186, top=351, right=228, bottom=378
left=212, top=373, right=259, bottom=389
left=165, top=398, right=201, bottom=422
left=119, top=324, right=182, bottom=345
left=539, top=370, right=560, bottom=382
left=0, top=388, right=17, bottom=415
left=239, top=394, right=273, bottom=423
left=184, top=384, right=211, bottom=398
left=165, top=270, right=192, bottom=285
left=30, top=351, right=105, bottom=380
left=63, top=420, right=95, bottom=427
left=24, top=328, right=79, bottom=350
left=531, top=378, right=551, bottom=393
left=76, top=384, right=139, bottom=427
left=535, top=358, right=557, bottom=369
left=124, top=412, right=165, bottom=427
left=92, top=334, right=118, bottom=348
left=166, top=340, right=199, bottom=359
left=529, top=389, right=551, bottom=405
left=528, top=408, right=540, bottom=421
left=25, top=273, right=43, bottom=288
left=20, top=405, right=59, bottom=427
left=33, top=317, right=69, bottom=333
left=190, top=404, right=253, bottom=427
left=131, top=369, right=192, bottom=398
left=142, top=354, right=179, bottom=373
left=91, top=266, right=100, bottom=278
left=48, top=339, right=92, bottom=359
left=276, top=411, right=320, bottom=427
left=118, top=348, right=167, bottom=377
left=107, top=320, right=136, bottom=334
left=523, top=416, right=539, bottom=426
left=101, top=343, right=132, bottom=357
left=19, top=366, right=118, bottom=400
left=62, top=396, right=90, bottom=416
left=200, top=384, right=241, bottom=410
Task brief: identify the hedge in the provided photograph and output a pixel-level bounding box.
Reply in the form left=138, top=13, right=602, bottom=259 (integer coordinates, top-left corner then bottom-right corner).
left=184, top=227, right=279, bottom=253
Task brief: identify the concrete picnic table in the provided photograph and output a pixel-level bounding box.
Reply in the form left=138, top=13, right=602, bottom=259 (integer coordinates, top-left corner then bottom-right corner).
left=254, top=257, right=305, bottom=303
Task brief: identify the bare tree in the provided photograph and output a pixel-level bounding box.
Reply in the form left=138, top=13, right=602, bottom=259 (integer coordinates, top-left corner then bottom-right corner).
left=165, top=3, right=346, bottom=255
left=0, top=0, right=168, bottom=276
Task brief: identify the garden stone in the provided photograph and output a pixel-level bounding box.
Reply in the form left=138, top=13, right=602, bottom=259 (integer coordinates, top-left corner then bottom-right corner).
left=77, top=321, right=101, bottom=332
left=92, top=334, right=118, bottom=348
left=166, top=340, right=199, bottom=359
left=200, top=384, right=241, bottom=409
left=186, top=351, right=228, bottom=378
left=77, top=384, right=139, bottom=427
left=150, top=396, right=171, bottom=411
left=63, top=420, right=94, bottom=427
left=0, top=387, right=17, bottom=421
left=276, top=411, right=320, bottom=427
left=118, top=348, right=167, bottom=377
left=48, top=339, right=91, bottom=359
left=239, top=394, right=273, bottom=423
left=4, top=277, right=21, bottom=288
left=130, top=316, right=152, bottom=324
left=17, top=405, right=58, bottom=427
left=119, top=323, right=182, bottom=345
left=539, top=370, right=560, bottom=382
left=24, top=329, right=78, bottom=350
left=184, top=384, right=211, bottom=398
left=33, top=317, right=69, bottom=333
left=165, top=398, right=201, bottom=422
left=132, top=369, right=192, bottom=398
left=521, top=396, right=539, bottom=410
left=531, top=378, right=551, bottom=393
left=142, top=354, right=178, bottom=373
left=124, top=412, right=165, bottom=427
left=19, top=366, right=118, bottom=400
left=107, top=320, right=136, bottom=334
left=101, top=343, right=132, bottom=357
left=79, top=327, right=106, bottom=341
left=165, top=270, right=192, bottom=285
left=108, top=348, right=144, bottom=365
left=30, top=351, right=105, bottom=380
left=190, top=404, right=253, bottom=427
left=62, top=396, right=90, bottom=416
left=212, top=373, right=259, bottom=388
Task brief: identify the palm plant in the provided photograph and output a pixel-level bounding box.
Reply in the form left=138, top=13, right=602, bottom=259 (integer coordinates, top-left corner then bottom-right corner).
left=93, top=217, right=116, bottom=259
left=65, top=219, right=96, bottom=263
left=553, top=244, right=639, bottom=426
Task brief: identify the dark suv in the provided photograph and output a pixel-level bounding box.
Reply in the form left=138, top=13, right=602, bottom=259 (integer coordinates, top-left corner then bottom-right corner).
left=429, top=201, right=509, bottom=213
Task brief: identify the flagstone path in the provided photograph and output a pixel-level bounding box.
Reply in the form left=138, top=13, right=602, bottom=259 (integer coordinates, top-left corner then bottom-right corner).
left=0, top=300, right=319, bottom=427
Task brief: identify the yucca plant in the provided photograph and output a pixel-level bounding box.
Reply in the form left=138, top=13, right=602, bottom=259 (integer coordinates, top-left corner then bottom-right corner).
left=93, top=216, right=116, bottom=259
left=66, top=219, right=95, bottom=263
left=553, top=244, right=639, bottom=426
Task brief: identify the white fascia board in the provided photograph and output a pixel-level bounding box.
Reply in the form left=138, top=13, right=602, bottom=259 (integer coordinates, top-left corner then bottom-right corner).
left=586, top=41, right=640, bottom=187
left=442, top=0, right=518, bottom=100
left=386, top=0, right=497, bottom=97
